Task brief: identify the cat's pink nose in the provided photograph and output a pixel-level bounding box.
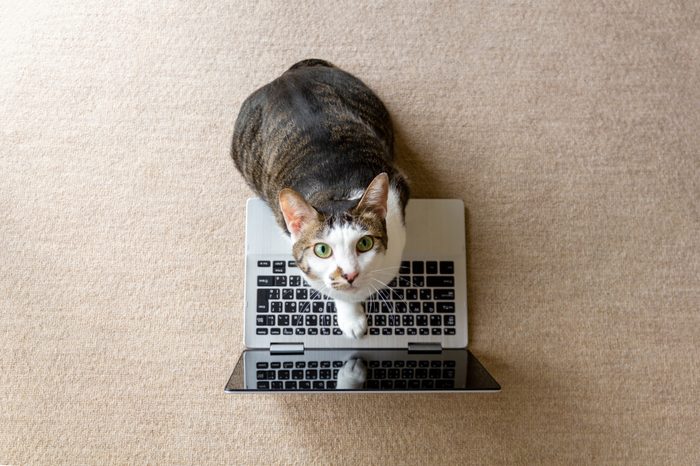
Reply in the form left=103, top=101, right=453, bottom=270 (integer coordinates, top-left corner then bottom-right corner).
left=343, top=271, right=359, bottom=284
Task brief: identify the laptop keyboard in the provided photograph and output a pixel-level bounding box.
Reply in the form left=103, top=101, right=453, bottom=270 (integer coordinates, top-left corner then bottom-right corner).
left=254, top=259, right=457, bottom=336
left=254, top=359, right=457, bottom=390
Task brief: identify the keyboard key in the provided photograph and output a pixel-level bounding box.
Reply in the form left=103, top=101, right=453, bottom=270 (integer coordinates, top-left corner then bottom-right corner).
left=406, top=360, right=417, bottom=368
left=271, top=302, right=283, bottom=313
left=283, top=362, right=293, bottom=368
left=257, top=381, right=270, bottom=389
left=283, top=328, right=293, bottom=335
left=437, top=302, right=455, bottom=313
left=285, top=302, right=297, bottom=313
left=444, top=328, right=456, bottom=335
left=434, top=289, right=455, bottom=300
left=273, top=276, right=287, bottom=287
left=407, top=328, right=417, bottom=335
left=382, top=328, right=393, bottom=335
left=295, top=289, right=308, bottom=300
left=440, top=261, right=454, bottom=274
left=278, top=315, right=289, bottom=326
left=392, top=289, right=405, bottom=300
left=381, top=302, right=393, bottom=313
left=388, top=315, right=399, bottom=326
left=367, top=302, right=380, bottom=313
left=333, top=361, right=344, bottom=368
left=422, top=380, right=435, bottom=389
left=427, top=276, right=453, bottom=287
left=256, top=370, right=269, bottom=380
left=298, top=302, right=310, bottom=313
left=416, top=368, right=428, bottom=378
left=270, top=362, right=281, bottom=369
left=289, top=276, right=301, bottom=287
left=257, top=260, right=271, bottom=267
left=287, top=261, right=297, bottom=267
left=443, top=368, right=456, bottom=379
left=256, top=329, right=268, bottom=335
left=429, top=368, right=441, bottom=378
left=412, top=261, right=424, bottom=274
left=326, top=302, right=336, bottom=313
left=402, top=315, right=414, bottom=326
left=400, top=261, right=410, bottom=274
left=412, top=276, right=424, bottom=287
left=381, top=380, right=393, bottom=389
left=270, top=328, right=280, bottom=335
left=388, top=368, right=400, bottom=379
left=320, top=328, right=330, bottom=335
left=408, top=380, right=421, bottom=389
left=321, top=315, right=332, bottom=327
left=256, top=362, right=268, bottom=369
left=381, top=361, right=392, bottom=368
left=395, top=302, right=407, bottom=313
left=292, top=370, right=304, bottom=379
left=374, top=368, right=386, bottom=379
left=308, top=328, right=318, bottom=335
left=306, top=369, right=318, bottom=380
left=291, top=315, right=303, bottom=326
left=402, top=368, right=414, bottom=378
left=374, top=315, right=386, bottom=326
left=273, top=261, right=285, bottom=273
left=369, top=328, right=380, bottom=335
left=399, top=276, right=411, bottom=287
left=308, top=361, right=318, bottom=368
left=282, top=288, right=294, bottom=300
left=285, top=381, right=297, bottom=389
left=271, top=381, right=283, bottom=389
left=431, top=328, right=442, bottom=335
left=426, top=261, right=438, bottom=274
left=444, top=315, right=455, bottom=326
left=257, top=276, right=274, bottom=286
left=312, top=302, right=324, bottom=313
left=419, top=289, right=432, bottom=300
left=319, top=369, right=332, bottom=379
left=394, top=380, right=407, bottom=389
left=409, top=302, right=421, bottom=313
left=366, top=380, right=380, bottom=389
left=332, top=328, right=342, bottom=335
left=295, top=361, right=306, bottom=368
left=416, top=315, right=428, bottom=326
left=294, top=328, right=305, bottom=335
left=326, top=381, right=336, bottom=389
left=406, top=289, right=418, bottom=300
left=430, top=360, right=442, bottom=367
left=430, top=315, right=442, bottom=326
left=395, top=328, right=405, bottom=335
left=422, top=302, right=435, bottom=313
left=313, top=381, right=325, bottom=389
left=419, top=328, right=429, bottom=335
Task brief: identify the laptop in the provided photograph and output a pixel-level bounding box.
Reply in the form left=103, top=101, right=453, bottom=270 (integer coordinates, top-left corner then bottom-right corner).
left=225, top=198, right=500, bottom=392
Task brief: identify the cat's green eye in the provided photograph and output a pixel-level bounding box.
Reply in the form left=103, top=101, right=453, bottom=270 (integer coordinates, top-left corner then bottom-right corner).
left=356, top=236, right=374, bottom=253
left=313, top=243, right=333, bottom=258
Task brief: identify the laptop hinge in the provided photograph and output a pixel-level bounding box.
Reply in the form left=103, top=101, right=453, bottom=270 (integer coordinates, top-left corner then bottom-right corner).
left=407, top=343, right=442, bottom=354
left=269, top=343, right=304, bottom=354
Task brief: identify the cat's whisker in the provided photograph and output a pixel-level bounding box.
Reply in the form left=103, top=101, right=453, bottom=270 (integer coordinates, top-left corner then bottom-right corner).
left=370, top=277, right=411, bottom=310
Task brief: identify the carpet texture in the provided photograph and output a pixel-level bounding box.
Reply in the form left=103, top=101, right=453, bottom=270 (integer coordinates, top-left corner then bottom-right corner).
left=1, top=1, right=698, bottom=464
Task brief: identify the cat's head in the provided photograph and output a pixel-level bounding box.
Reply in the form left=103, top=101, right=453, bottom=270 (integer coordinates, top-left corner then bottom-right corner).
left=279, top=173, right=390, bottom=302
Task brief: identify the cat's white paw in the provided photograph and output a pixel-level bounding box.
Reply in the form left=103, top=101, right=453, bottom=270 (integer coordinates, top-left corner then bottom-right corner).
left=336, top=358, right=367, bottom=389
left=336, top=303, right=367, bottom=339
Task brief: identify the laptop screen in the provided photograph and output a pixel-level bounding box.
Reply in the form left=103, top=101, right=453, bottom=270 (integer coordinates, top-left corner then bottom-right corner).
left=225, top=349, right=500, bottom=392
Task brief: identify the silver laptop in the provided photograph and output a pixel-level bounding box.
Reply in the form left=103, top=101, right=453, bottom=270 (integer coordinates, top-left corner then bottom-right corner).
left=225, top=198, right=500, bottom=392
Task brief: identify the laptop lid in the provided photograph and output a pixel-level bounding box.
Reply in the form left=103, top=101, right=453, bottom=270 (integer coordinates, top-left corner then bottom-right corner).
left=225, top=349, right=500, bottom=392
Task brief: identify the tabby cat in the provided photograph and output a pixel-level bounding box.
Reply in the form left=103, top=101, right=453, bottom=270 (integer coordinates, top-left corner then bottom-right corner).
left=231, top=59, right=409, bottom=339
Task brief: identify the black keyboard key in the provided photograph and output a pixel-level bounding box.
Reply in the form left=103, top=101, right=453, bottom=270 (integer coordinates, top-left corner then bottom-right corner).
left=292, top=370, right=304, bottom=380
left=298, top=302, right=310, bottom=313
left=408, top=380, right=421, bottom=389
left=388, top=369, right=400, bottom=379
left=257, top=381, right=270, bottom=389
left=412, top=276, right=424, bottom=287
left=312, top=302, right=325, bottom=313
left=285, top=381, right=297, bottom=389
left=369, top=361, right=380, bottom=368
left=273, top=276, right=287, bottom=287
left=256, top=362, right=268, bottom=369
left=326, top=381, right=336, bottom=389
left=374, top=315, right=386, bottom=326
left=416, top=368, right=428, bottom=378
left=381, top=361, right=392, bottom=368
left=270, top=362, right=281, bottom=369
left=382, top=328, right=393, bottom=335
left=289, top=276, right=301, bottom=287
left=374, top=369, right=386, bottom=379
left=402, top=315, right=414, bottom=326
left=427, top=276, right=453, bottom=287
left=270, top=328, right=281, bottom=335
left=395, top=328, right=405, bottom=335
left=419, top=289, right=432, bottom=300
left=369, top=328, right=380, bottom=335
left=430, top=360, right=442, bottom=367
left=392, top=289, right=405, bottom=300
left=257, top=260, right=271, bottom=267
left=419, top=328, right=429, bottom=335
left=256, top=370, right=268, bottom=380
left=320, top=328, right=331, bottom=335
left=321, top=315, right=332, bottom=327
left=285, top=302, right=297, bottom=313
left=431, top=328, right=442, bottom=335
left=333, top=361, right=344, bottom=368
left=291, top=316, right=302, bottom=326
left=308, top=361, right=318, bottom=368
left=283, top=328, right=293, bottom=335
left=273, top=261, right=285, bottom=273
left=366, top=302, right=380, bottom=313
left=295, top=328, right=306, bottom=335
left=399, top=276, right=411, bottom=287
left=319, top=369, right=332, bottom=380
left=381, top=302, right=393, bottom=313
left=423, top=302, right=435, bottom=313
left=444, top=315, right=455, bottom=326
left=287, top=260, right=297, bottom=267
left=295, top=361, right=305, bottom=368
left=422, top=380, right=435, bottom=389
left=332, top=328, right=342, bottom=335
left=426, top=261, right=438, bottom=274
left=440, top=261, right=454, bottom=274
left=283, top=362, right=293, bottom=368
left=271, top=302, right=282, bottom=313
left=444, top=328, right=456, bottom=335
left=388, top=315, right=400, bottom=326
left=395, top=302, right=407, bottom=313
left=381, top=380, right=393, bottom=389
left=412, top=261, right=424, bottom=274
left=394, top=380, right=407, bottom=389
left=295, top=289, right=308, bottom=300
left=402, top=368, right=414, bottom=378
left=407, top=328, right=417, bottom=335
left=406, top=289, right=418, bottom=300
left=437, top=302, right=455, bottom=313
left=308, top=328, right=318, bottom=335
left=409, top=302, right=421, bottom=313
left=309, top=290, right=323, bottom=300
left=365, top=380, right=379, bottom=389
left=313, top=381, right=325, bottom=389
left=257, top=276, right=274, bottom=286
left=434, top=289, right=455, bottom=300
left=256, top=328, right=268, bottom=335
left=305, top=369, right=318, bottom=380
left=278, top=315, right=289, bottom=326
left=416, top=315, right=428, bottom=326
left=326, top=302, right=336, bottom=313
left=429, top=368, right=441, bottom=379
left=271, top=381, right=283, bottom=389
left=443, top=368, right=456, bottom=379
left=406, top=360, right=417, bottom=368
left=282, top=288, right=294, bottom=300
left=400, top=261, right=410, bottom=274
left=430, top=315, right=442, bottom=326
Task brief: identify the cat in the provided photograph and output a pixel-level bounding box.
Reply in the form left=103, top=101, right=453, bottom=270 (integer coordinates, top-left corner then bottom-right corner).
left=230, top=59, right=409, bottom=339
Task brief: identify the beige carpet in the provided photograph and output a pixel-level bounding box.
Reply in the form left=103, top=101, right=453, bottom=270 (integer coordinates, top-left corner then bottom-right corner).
left=1, top=0, right=698, bottom=464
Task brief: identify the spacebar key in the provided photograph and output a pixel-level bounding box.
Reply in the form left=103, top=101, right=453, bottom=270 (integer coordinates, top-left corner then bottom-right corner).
left=426, top=276, right=454, bottom=287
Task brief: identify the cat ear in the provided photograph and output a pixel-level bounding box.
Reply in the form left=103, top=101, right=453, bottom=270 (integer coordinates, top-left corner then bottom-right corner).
left=279, top=188, right=318, bottom=239
left=356, top=173, right=389, bottom=219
